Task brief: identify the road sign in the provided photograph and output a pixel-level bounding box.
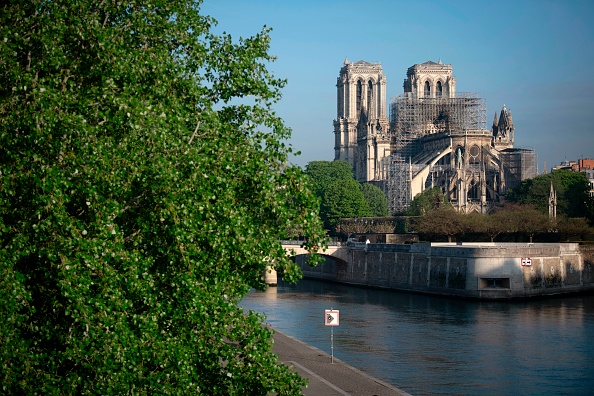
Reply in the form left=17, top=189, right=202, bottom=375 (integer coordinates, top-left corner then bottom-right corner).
left=521, top=257, right=532, bottom=266
left=325, top=309, right=340, bottom=326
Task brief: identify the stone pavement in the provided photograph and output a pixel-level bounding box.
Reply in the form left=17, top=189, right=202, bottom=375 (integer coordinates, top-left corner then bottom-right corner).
left=272, top=328, right=411, bottom=396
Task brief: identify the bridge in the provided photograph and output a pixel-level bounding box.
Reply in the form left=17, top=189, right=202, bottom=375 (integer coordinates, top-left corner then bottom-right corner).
left=281, top=240, right=350, bottom=262
left=264, top=241, right=354, bottom=285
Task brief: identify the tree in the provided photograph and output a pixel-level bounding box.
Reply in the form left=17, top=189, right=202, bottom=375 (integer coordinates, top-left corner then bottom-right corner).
left=413, top=205, right=465, bottom=242
left=406, top=187, right=448, bottom=216
left=360, top=183, right=389, bottom=217
left=480, top=207, right=512, bottom=242
left=463, top=211, right=492, bottom=241
left=506, top=170, right=594, bottom=222
left=0, top=1, right=324, bottom=394
left=515, top=207, right=550, bottom=243
left=304, top=160, right=354, bottom=197
left=321, top=179, right=371, bottom=229
left=305, top=160, right=381, bottom=230
left=490, top=203, right=549, bottom=242
left=553, top=217, right=593, bottom=241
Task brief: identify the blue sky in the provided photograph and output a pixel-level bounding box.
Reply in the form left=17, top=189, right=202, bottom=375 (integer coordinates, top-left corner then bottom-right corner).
left=200, top=0, right=594, bottom=172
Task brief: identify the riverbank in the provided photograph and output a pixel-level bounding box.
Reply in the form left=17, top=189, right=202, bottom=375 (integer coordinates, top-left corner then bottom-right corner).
left=272, top=327, right=410, bottom=396
left=295, top=242, right=594, bottom=299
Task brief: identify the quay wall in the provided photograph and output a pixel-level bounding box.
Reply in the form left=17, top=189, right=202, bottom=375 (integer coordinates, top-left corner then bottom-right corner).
left=295, top=242, right=594, bottom=299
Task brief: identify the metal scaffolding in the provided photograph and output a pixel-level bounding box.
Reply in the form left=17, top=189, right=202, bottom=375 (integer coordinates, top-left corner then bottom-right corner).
left=500, top=148, right=537, bottom=192
left=384, top=92, right=488, bottom=213
left=382, top=154, right=409, bottom=215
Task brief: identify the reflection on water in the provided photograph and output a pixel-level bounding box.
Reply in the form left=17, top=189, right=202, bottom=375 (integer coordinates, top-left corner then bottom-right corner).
left=241, top=279, right=594, bottom=396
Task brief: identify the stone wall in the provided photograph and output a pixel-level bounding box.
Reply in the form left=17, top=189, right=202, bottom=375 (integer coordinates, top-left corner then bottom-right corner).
left=296, top=243, right=594, bottom=299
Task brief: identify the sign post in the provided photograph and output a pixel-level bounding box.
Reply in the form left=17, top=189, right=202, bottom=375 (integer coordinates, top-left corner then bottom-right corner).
left=324, top=309, right=340, bottom=363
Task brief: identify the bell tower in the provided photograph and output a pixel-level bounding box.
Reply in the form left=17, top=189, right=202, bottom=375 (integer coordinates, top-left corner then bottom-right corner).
left=334, top=58, right=390, bottom=182
left=403, top=59, right=456, bottom=98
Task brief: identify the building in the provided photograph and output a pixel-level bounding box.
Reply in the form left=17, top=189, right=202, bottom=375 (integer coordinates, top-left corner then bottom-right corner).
left=333, top=59, right=537, bottom=214
left=334, top=59, right=391, bottom=182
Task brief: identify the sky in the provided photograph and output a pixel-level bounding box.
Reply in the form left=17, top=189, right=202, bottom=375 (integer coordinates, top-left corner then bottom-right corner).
left=200, top=0, right=594, bottom=172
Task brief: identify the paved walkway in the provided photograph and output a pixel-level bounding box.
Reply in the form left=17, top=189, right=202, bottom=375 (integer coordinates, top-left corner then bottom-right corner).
left=272, top=328, right=411, bottom=396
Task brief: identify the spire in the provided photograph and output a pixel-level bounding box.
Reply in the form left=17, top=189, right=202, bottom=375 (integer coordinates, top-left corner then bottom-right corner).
left=549, top=181, right=557, bottom=218
left=344, top=57, right=349, bottom=65
left=494, top=104, right=514, bottom=139
left=505, top=107, right=514, bottom=129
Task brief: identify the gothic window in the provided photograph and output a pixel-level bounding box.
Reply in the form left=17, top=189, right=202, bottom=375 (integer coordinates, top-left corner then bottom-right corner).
left=436, top=81, right=443, bottom=97
left=468, top=179, right=479, bottom=201
left=367, top=80, right=374, bottom=117
left=424, top=81, right=431, bottom=97
left=356, top=80, right=362, bottom=113
left=469, top=145, right=480, bottom=165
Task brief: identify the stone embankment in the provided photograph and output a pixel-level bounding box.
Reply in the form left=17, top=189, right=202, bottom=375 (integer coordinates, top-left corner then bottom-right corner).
left=295, top=242, right=594, bottom=299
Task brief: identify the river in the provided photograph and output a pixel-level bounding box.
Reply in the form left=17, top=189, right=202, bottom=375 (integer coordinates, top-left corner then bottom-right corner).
left=240, top=279, right=594, bottom=395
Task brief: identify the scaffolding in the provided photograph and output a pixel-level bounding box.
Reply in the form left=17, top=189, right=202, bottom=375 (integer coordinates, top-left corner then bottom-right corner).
left=390, top=93, right=486, bottom=146
left=384, top=92, right=488, bottom=213
left=382, top=154, right=409, bottom=215
left=500, top=147, right=537, bottom=192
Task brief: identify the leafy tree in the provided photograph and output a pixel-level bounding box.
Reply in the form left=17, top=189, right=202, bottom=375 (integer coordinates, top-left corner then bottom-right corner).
left=321, top=179, right=371, bottom=229
left=305, top=160, right=384, bottom=230
left=413, top=205, right=465, bottom=242
left=553, top=217, right=593, bottom=241
left=515, top=207, right=551, bottom=243
left=462, top=211, right=490, bottom=241
left=0, top=1, right=324, bottom=394
left=506, top=170, right=593, bottom=222
left=406, top=187, right=448, bottom=216
left=360, top=183, right=389, bottom=217
left=304, top=160, right=354, bottom=197
left=488, top=203, right=550, bottom=242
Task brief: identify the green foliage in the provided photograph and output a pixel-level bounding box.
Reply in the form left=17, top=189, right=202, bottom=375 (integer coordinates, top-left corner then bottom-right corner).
left=305, top=160, right=378, bottom=229
left=360, top=183, right=389, bottom=217
left=506, top=170, right=594, bottom=222
left=411, top=201, right=593, bottom=243
left=412, top=205, right=464, bottom=242
left=406, top=187, right=448, bottom=216
left=0, top=1, right=325, bottom=394
left=553, top=216, right=593, bottom=241
left=304, top=160, right=354, bottom=197
left=321, top=179, right=371, bottom=228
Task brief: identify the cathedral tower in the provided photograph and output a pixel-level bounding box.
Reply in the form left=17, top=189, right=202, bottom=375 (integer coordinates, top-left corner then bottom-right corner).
left=334, top=58, right=390, bottom=182
left=403, top=59, right=456, bottom=98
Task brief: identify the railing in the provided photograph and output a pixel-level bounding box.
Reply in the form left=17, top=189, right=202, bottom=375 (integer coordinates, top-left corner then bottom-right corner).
left=280, top=240, right=343, bottom=247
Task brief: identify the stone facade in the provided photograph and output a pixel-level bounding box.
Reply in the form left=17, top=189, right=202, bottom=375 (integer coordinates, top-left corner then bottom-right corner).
left=296, top=242, right=594, bottom=300
left=334, top=58, right=391, bottom=182
left=334, top=60, right=537, bottom=214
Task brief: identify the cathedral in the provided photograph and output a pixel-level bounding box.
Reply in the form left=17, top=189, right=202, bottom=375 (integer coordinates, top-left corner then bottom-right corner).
left=334, top=59, right=536, bottom=214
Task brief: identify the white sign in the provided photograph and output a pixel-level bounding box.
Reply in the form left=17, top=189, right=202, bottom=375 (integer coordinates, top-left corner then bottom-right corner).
left=521, top=257, right=532, bottom=266
left=325, top=309, right=340, bottom=326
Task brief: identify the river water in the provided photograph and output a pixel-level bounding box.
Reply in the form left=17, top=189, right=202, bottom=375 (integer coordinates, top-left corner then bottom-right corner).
left=240, top=279, right=594, bottom=395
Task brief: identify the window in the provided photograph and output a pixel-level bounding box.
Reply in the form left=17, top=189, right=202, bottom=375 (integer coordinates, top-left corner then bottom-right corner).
left=436, top=81, right=443, bottom=97
left=367, top=80, right=374, bottom=116
left=356, top=80, right=362, bottom=113
left=479, top=278, right=510, bottom=289
left=468, top=179, right=479, bottom=201
left=424, top=81, right=431, bottom=97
